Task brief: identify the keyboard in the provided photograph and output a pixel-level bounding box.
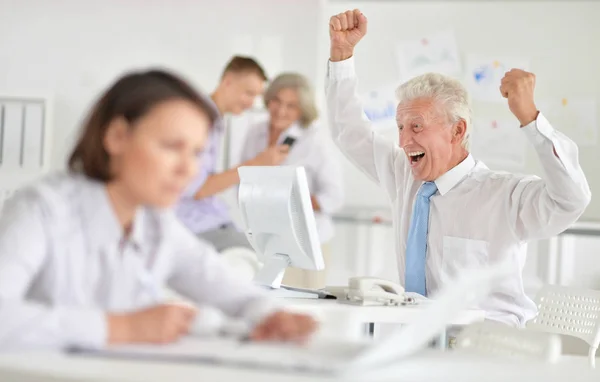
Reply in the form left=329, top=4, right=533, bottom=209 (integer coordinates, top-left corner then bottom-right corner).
left=208, top=338, right=368, bottom=373
left=73, top=337, right=369, bottom=375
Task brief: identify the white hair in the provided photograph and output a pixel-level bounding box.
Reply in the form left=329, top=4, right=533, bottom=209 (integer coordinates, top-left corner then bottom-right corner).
left=264, top=73, right=318, bottom=127
left=395, top=73, right=472, bottom=150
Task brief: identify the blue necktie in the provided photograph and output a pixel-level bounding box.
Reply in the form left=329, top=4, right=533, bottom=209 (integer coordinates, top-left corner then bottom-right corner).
left=405, top=181, right=438, bottom=296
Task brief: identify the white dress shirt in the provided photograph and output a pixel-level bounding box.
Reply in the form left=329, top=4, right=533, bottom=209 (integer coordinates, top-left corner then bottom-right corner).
left=240, top=121, right=344, bottom=243
left=326, top=57, right=591, bottom=326
left=0, top=173, right=276, bottom=350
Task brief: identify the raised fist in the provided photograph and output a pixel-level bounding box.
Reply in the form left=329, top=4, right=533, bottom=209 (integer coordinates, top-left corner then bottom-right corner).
left=329, top=9, right=367, bottom=62
left=499, top=69, right=539, bottom=126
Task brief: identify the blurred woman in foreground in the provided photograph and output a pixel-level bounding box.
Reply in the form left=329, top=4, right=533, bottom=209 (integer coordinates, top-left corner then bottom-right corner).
left=0, top=69, right=315, bottom=350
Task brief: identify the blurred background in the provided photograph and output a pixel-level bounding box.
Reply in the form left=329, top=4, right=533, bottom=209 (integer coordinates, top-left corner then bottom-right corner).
left=0, top=0, right=598, bottom=301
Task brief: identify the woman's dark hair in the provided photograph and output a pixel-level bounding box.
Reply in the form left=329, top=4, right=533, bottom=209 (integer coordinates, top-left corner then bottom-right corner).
left=68, top=69, right=218, bottom=182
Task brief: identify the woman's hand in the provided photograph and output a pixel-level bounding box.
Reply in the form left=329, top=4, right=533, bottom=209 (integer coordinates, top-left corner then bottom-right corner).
left=250, top=311, right=317, bottom=343
left=107, top=303, right=197, bottom=344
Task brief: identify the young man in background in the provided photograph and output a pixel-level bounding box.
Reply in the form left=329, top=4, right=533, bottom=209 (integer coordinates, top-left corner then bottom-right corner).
left=176, top=56, right=290, bottom=251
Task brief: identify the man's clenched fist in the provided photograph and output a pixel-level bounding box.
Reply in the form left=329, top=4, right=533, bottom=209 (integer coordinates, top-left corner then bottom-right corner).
left=499, top=69, right=539, bottom=126
left=329, top=9, right=367, bottom=62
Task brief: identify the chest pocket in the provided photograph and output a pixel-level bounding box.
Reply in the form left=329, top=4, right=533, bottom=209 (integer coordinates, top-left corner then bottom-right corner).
left=441, top=236, right=490, bottom=283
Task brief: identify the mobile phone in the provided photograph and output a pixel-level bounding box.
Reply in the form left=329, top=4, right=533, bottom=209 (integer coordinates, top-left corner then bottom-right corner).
left=282, top=137, right=296, bottom=147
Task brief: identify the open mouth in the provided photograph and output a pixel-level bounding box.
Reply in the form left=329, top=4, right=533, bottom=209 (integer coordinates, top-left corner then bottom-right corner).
left=408, top=151, right=425, bottom=165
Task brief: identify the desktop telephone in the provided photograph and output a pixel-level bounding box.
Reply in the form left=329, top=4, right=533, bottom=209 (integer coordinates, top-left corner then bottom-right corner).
left=332, top=277, right=427, bottom=306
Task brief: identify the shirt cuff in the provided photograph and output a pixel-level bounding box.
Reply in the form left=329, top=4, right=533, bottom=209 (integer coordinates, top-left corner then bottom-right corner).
left=60, top=307, right=107, bottom=349
left=327, top=56, right=356, bottom=81
left=521, top=111, right=575, bottom=175
left=521, top=111, right=554, bottom=147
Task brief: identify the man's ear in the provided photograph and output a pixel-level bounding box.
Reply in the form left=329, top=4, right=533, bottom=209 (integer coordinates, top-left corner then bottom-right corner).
left=103, top=117, right=130, bottom=156
left=451, top=119, right=467, bottom=145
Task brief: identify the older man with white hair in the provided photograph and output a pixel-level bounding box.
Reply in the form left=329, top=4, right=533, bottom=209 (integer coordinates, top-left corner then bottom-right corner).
left=326, top=9, right=591, bottom=327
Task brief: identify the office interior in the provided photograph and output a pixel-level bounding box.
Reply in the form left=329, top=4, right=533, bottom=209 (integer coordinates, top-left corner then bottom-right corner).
left=0, top=0, right=599, bottom=381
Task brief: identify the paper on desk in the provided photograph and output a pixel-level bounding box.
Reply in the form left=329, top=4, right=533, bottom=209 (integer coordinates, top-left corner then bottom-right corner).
left=537, top=97, right=598, bottom=146
left=396, top=30, right=461, bottom=83
left=69, top=337, right=242, bottom=364
left=470, top=118, right=526, bottom=170
left=465, top=55, right=530, bottom=103
left=70, top=336, right=367, bottom=375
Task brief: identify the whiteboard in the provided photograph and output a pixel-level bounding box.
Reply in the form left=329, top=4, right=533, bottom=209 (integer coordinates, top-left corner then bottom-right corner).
left=318, top=0, right=600, bottom=221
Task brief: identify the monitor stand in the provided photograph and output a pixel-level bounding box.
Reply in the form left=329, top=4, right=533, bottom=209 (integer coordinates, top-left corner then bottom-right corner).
left=253, top=254, right=290, bottom=289
left=253, top=254, right=333, bottom=299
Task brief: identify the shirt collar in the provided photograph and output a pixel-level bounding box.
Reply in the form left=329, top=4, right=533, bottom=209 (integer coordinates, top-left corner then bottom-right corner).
left=206, top=95, right=223, bottom=131
left=79, top=176, right=147, bottom=253
left=128, top=209, right=148, bottom=251
left=434, top=154, right=476, bottom=196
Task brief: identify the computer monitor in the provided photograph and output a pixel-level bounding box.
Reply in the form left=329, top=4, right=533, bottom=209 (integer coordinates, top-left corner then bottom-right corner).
left=237, top=166, right=324, bottom=291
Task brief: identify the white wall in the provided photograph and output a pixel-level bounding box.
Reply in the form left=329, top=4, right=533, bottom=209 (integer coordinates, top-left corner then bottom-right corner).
left=567, top=237, right=600, bottom=289
left=0, top=0, right=321, bottom=171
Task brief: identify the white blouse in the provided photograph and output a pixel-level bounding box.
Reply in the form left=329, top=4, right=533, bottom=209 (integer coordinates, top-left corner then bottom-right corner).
left=0, top=173, right=275, bottom=350
left=240, top=121, right=345, bottom=243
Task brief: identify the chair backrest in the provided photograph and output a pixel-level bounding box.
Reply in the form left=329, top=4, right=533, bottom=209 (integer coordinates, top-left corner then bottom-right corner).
left=527, top=284, right=600, bottom=349
left=455, top=321, right=562, bottom=363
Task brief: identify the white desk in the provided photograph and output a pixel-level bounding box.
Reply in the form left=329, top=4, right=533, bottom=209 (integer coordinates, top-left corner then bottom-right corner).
left=280, top=298, right=485, bottom=344
left=281, top=299, right=485, bottom=325
left=0, top=350, right=597, bottom=382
